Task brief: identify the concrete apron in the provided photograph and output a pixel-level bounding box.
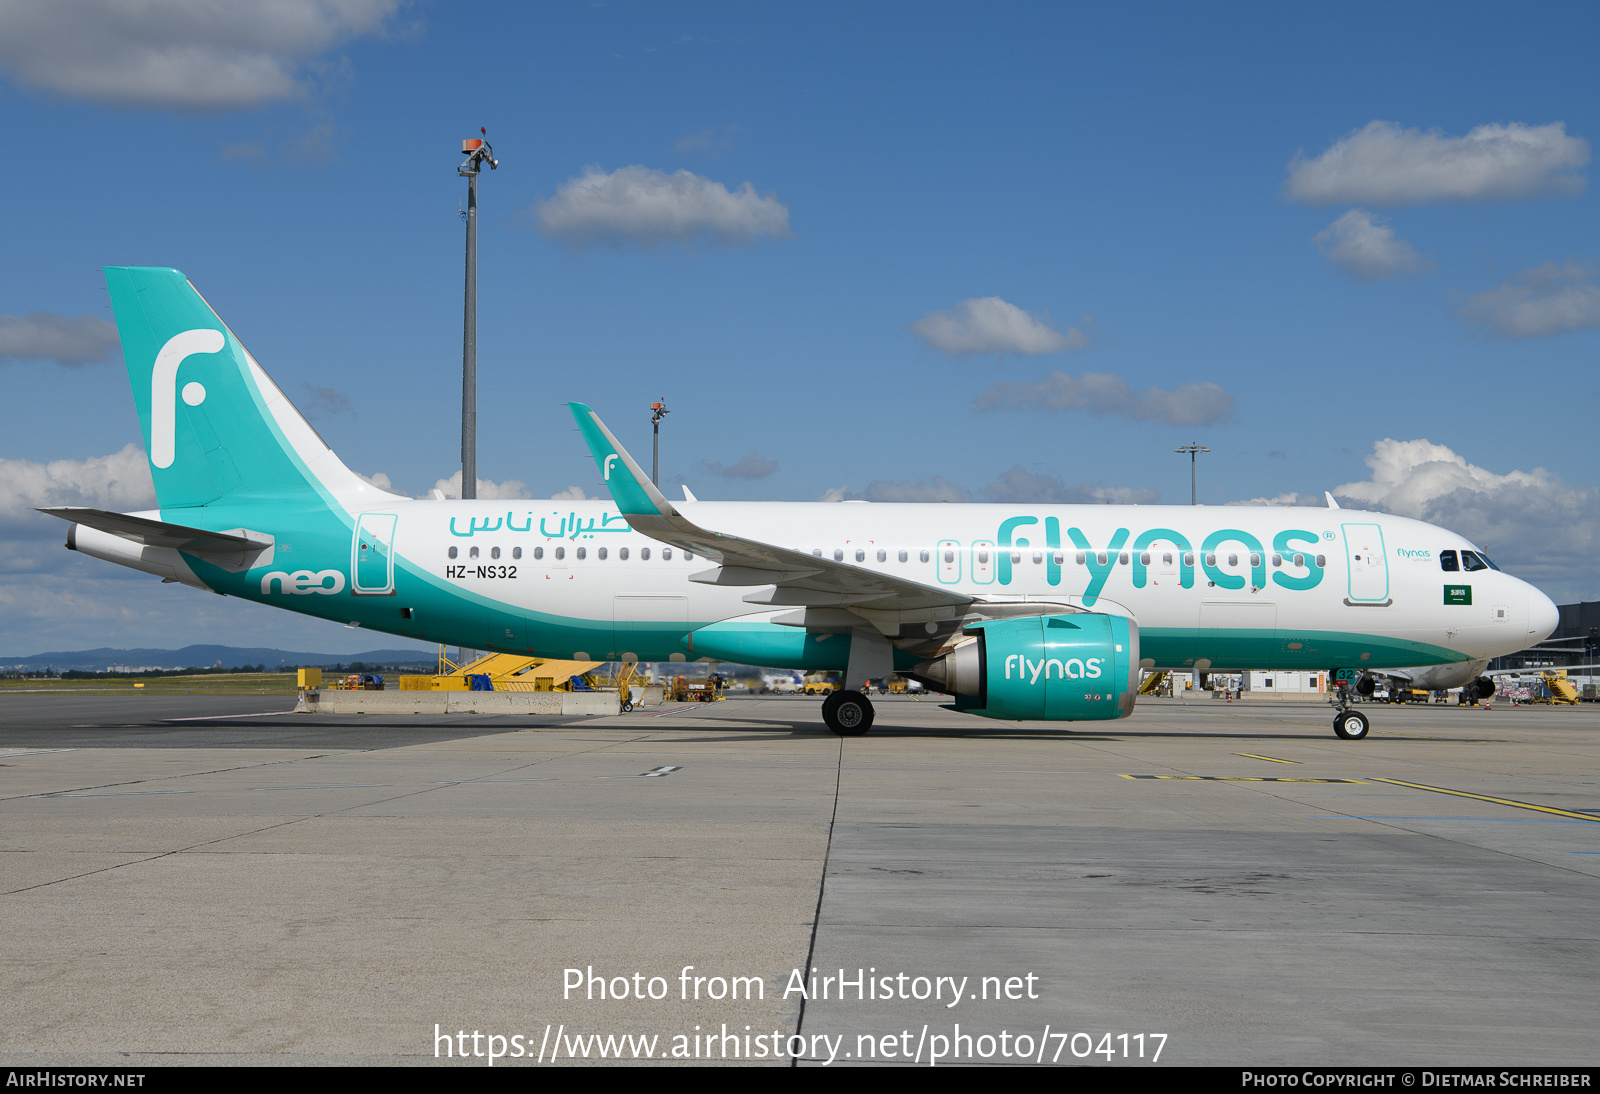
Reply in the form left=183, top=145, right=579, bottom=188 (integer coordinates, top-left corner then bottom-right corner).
left=296, top=690, right=622, bottom=716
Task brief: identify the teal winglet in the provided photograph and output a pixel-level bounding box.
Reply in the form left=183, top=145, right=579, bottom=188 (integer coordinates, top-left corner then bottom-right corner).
left=567, top=402, right=673, bottom=517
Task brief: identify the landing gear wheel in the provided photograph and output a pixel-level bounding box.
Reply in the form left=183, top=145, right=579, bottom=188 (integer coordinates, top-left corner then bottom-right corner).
left=1333, top=710, right=1370, bottom=740
left=620, top=700, right=634, bottom=714
left=823, top=690, right=874, bottom=736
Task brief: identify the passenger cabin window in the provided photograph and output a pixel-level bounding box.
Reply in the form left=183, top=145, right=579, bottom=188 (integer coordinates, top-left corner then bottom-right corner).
left=855, top=549, right=865, bottom=562
left=1053, top=551, right=1064, bottom=565
left=1460, top=550, right=1488, bottom=572
left=813, top=549, right=822, bottom=558
left=597, top=547, right=607, bottom=560
left=899, top=550, right=908, bottom=563
left=533, top=546, right=543, bottom=560
left=1096, top=552, right=1107, bottom=566
left=1271, top=553, right=1282, bottom=567
left=1118, top=552, right=1129, bottom=565
left=555, top=547, right=565, bottom=560
left=1184, top=552, right=1194, bottom=567
left=641, top=548, right=650, bottom=560
left=1249, top=553, right=1261, bottom=568
left=1140, top=552, right=1151, bottom=566
left=620, top=547, right=629, bottom=560
left=512, top=547, right=522, bottom=560
left=834, top=549, right=844, bottom=562
left=576, top=547, right=586, bottom=560
left=448, top=546, right=458, bottom=559
left=663, top=548, right=672, bottom=560
left=977, top=550, right=990, bottom=564
left=684, top=551, right=692, bottom=561
left=1032, top=551, right=1042, bottom=564
left=1440, top=550, right=1459, bottom=571
left=877, top=549, right=886, bottom=563
left=491, top=547, right=501, bottom=560
left=1075, top=552, right=1086, bottom=565
left=943, top=549, right=955, bottom=564
left=470, top=546, right=480, bottom=559
left=1292, top=553, right=1303, bottom=567
left=920, top=550, right=930, bottom=563
left=1315, top=554, right=1325, bottom=568
left=1205, top=553, right=1216, bottom=566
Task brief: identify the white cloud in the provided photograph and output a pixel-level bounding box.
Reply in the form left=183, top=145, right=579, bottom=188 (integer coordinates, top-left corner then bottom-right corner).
left=982, top=467, right=1158, bottom=505
left=704, top=453, right=777, bottom=479
left=549, top=485, right=591, bottom=501
left=535, top=165, right=792, bottom=249
left=1330, top=438, right=1598, bottom=600
left=0, top=0, right=403, bottom=110
left=429, top=471, right=532, bottom=501
left=909, top=297, right=1086, bottom=356
left=974, top=371, right=1236, bottom=426
left=1286, top=121, right=1589, bottom=206
left=0, top=444, right=155, bottom=524
left=1314, top=209, right=1434, bottom=282
left=1458, top=262, right=1600, bottom=339
left=300, top=383, right=353, bottom=420
left=0, top=312, right=120, bottom=366
left=821, top=477, right=968, bottom=503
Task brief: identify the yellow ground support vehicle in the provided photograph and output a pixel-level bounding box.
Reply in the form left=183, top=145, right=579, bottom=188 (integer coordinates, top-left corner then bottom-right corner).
left=1138, top=670, right=1168, bottom=696
left=1540, top=672, right=1580, bottom=705
left=397, top=647, right=602, bottom=692
left=803, top=673, right=839, bottom=696
left=667, top=674, right=723, bottom=703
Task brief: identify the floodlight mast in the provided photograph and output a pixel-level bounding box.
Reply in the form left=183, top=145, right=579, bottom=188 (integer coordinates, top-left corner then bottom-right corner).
left=1176, top=442, right=1210, bottom=505
left=650, top=399, right=669, bottom=485
left=458, top=128, right=498, bottom=500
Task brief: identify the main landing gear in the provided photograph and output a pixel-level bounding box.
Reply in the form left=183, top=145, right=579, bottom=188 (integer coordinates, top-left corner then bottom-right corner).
left=822, top=690, right=875, bottom=736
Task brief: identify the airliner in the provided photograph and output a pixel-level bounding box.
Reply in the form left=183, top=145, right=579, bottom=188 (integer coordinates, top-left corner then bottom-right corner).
left=42, top=268, right=1560, bottom=741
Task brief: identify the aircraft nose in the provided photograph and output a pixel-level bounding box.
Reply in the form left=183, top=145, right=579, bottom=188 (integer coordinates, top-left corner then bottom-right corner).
left=1528, top=586, right=1559, bottom=643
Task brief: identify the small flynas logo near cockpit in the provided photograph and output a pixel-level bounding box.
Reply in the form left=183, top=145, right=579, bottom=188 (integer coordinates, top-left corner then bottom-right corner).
left=150, top=329, right=225, bottom=469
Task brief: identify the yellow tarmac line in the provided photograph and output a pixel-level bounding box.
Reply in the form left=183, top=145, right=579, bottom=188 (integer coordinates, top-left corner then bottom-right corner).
left=1236, top=753, right=1299, bottom=764
left=1119, top=775, right=1365, bottom=783
left=1371, top=778, right=1600, bottom=822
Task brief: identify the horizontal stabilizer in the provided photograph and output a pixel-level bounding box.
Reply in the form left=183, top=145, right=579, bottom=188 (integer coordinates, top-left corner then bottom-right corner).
left=39, top=507, right=274, bottom=572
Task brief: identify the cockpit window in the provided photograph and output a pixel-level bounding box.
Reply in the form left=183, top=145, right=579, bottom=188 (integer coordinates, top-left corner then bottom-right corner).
left=1479, top=553, right=1501, bottom=571
left=1460, top=550, right=1488, bottom=572
left=1439, top=550, right=1459, bottom=572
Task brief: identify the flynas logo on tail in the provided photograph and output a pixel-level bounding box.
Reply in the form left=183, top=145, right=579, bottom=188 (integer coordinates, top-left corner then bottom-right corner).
left=150, top=329, right=225, bottom=468
left=604, top=454, right=619, bottom=479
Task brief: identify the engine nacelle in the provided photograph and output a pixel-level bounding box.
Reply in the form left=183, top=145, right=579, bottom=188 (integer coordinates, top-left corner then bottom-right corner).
left=913, top=613, right=1139, bottom=721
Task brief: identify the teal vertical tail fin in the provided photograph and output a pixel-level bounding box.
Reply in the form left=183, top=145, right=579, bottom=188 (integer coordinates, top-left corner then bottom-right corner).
left=105, top=266, right=391, bottom=511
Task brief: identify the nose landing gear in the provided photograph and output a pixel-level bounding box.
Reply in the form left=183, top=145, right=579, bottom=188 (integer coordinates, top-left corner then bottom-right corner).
left=1329, top=673, right=1372, bottom=740
left=1333, top=709, right=1370, bottom=740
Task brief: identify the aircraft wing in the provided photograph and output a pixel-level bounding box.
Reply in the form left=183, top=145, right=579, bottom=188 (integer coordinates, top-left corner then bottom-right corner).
left=568, top=403, right=972, bottom=612
left=38, top=507, right=273, bottom=562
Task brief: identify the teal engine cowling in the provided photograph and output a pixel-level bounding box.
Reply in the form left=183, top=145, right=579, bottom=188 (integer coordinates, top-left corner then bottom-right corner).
left=912, top=613, right=1139, bottom=721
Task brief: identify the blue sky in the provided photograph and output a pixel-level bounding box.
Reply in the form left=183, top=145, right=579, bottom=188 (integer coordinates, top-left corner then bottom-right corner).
left=2, top=1, right=1598, bottom=653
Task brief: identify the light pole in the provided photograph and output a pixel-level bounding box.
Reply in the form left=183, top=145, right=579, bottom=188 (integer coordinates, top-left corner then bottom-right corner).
left=1176, top=442, right=1209, bottom=505
left=458, top=128, right=498, bottom=500
left=650, top=399, right=669, bottom=485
